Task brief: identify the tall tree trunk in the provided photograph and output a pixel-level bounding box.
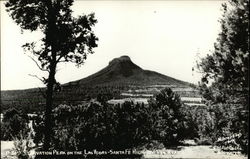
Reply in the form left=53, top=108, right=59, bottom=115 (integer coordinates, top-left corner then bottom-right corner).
left=43, top=0, right=57, bottom=150
left=44, top=62, right=56, bottom=150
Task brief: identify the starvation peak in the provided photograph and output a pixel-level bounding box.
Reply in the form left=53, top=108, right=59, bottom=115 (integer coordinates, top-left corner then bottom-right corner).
left=109, top=55, right=131, bottom=65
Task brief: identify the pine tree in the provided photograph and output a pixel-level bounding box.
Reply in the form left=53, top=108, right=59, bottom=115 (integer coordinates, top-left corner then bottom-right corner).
left=5, top=0, right=98, bottom=150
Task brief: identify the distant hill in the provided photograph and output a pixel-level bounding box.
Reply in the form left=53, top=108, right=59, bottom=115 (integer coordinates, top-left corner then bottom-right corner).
left=65, top=55, right=191, bottom=87
left=1, top=55, right=195, bottom=113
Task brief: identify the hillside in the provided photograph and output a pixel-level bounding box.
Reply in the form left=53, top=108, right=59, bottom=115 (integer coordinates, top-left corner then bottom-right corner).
left=1, top=55, right=197, bottom=113
left=65, top=55, right=191, bottom=87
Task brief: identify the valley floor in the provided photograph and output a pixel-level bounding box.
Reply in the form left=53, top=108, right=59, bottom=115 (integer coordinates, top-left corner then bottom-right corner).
left=1, top=140, right=247, bottom=159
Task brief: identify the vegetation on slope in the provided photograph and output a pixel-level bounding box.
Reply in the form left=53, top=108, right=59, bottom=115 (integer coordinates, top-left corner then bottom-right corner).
left=1, top=56, right=194, bottom=113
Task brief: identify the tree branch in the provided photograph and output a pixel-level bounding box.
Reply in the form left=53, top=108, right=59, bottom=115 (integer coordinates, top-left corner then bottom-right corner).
left=28, top=55, right=49, bottom=72
left=28, top=74, right=45, bottom=83
left=28, top=74, right=46, bottom=98
left=56, top=56, right=65, bottom=63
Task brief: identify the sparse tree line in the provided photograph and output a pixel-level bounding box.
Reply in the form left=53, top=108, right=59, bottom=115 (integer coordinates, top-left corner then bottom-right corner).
left=1, top=85, right=125, bottom=113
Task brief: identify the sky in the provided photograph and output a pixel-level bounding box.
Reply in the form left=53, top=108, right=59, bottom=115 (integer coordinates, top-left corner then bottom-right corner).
left=1, top=1, right=225, bottom=90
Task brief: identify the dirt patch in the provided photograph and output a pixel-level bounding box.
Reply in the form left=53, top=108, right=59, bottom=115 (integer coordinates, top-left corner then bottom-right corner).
left=141, top=145, right=247, bottom=159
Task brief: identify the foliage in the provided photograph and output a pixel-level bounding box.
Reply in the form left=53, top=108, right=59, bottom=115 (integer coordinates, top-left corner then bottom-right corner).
left=114, top=101, right=153, bottom=150
left=148, top=88, right=187, bottom=146
left=49, top=101, right=152, bottom=151
left=96, top=92, right=114, bottom=104
left=13, top=132, right=33, bottom=159
left=5, top=0, right=98, bottom=149
left=197, top=0, right=249, bottom=153
left=32, top=114, right=45, bottom=146
left=182, top=104, right=240, bottom=146
left=5, top=0, right=98, bottom=69
left=32, top=88, right=186, bottom=151
left=1, top=108, right=30, bottom=141
left=198, top=0, right=249, bottom=93
left=51, top=102, right=116, bottom=150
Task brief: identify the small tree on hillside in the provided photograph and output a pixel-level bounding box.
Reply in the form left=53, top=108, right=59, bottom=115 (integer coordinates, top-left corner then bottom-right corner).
left=5, top=0, right=98, bottom=150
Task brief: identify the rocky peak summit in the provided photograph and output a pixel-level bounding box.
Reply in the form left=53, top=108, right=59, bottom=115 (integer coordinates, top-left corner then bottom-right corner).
left=109, top=55, right=132, bottom=65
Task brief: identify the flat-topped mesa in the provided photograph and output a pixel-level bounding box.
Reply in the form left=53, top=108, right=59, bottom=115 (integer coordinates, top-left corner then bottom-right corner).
left=109, top=55, right=132, bottom=65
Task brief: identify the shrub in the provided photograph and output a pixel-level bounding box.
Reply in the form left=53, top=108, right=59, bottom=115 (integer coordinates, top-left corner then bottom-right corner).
left=148, top=88, right=187, bottom=146
left=114, top=101, right=152, bottom=150
left=51, top=102, right=118, bottom=151
left=1, top=108, right=30, bottom=140
left=142, top=140, right=165, bottom=150
left=32, top=114, right=45, bottom=146
left=13, top=132, right=33, bottom=159
left=183, top=102, right=247, bottom=153
left=50, top=101, right=153, bottom=151
left=33, top=88, right=189, bottom=150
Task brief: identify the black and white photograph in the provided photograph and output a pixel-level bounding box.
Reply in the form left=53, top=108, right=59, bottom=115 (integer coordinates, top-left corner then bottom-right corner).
left=0, top=0, right=249, bottom=159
